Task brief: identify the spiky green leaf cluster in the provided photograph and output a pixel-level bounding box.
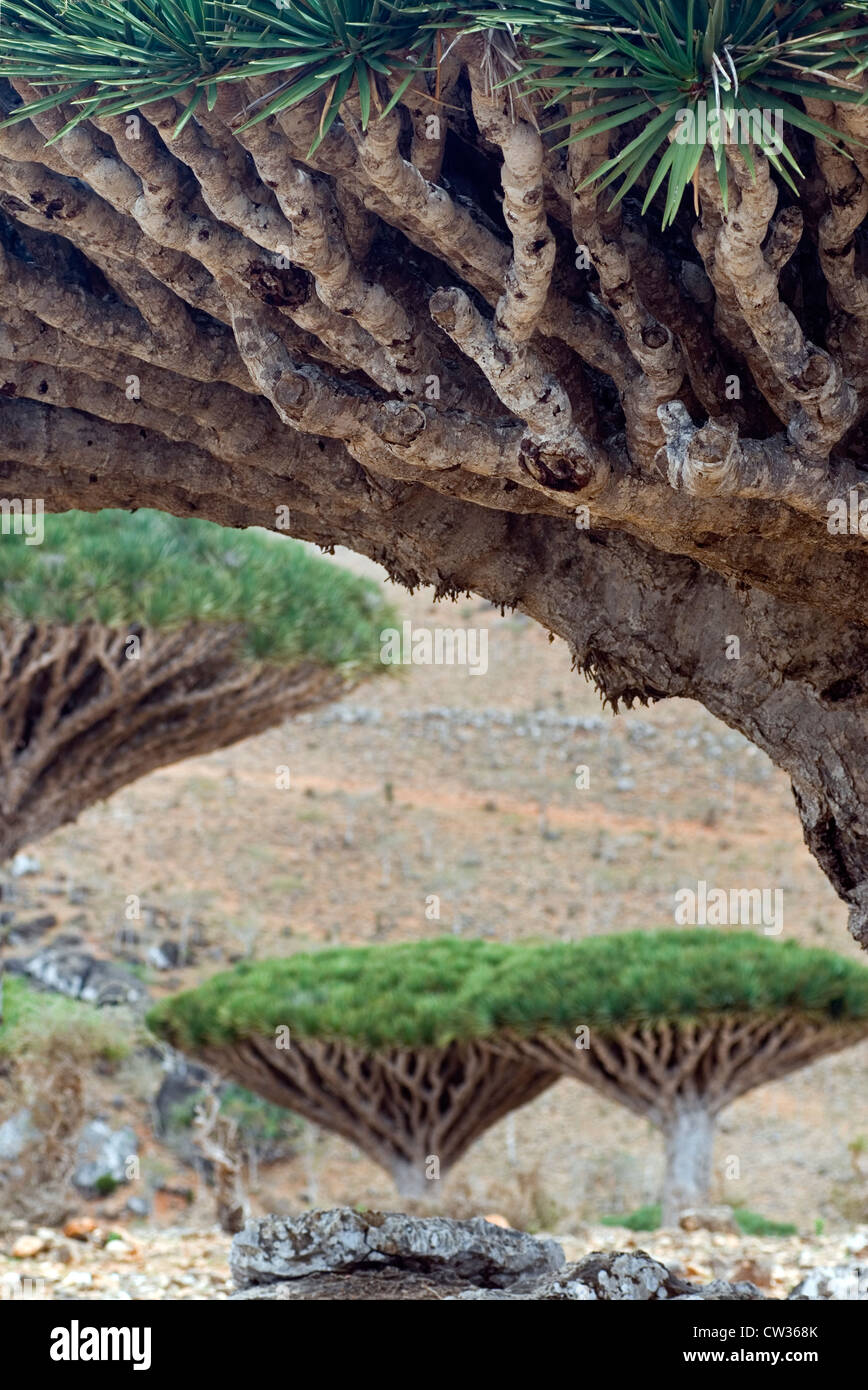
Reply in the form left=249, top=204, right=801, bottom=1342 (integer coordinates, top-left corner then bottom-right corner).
left=146, top=929, right=868, bottom=1051
left=0, top=0, right=444, bottom=145
left=466, top=0, right=868, bottom=225
left=0, top=508, right=396, bottom=670
left=1, top=2, right=866, bottom=217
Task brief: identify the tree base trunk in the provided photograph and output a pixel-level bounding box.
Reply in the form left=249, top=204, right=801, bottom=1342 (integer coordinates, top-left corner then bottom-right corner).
left=661, top=1105, right=715, bottom=1228
left=390, top=1159, right=436, bottom=1200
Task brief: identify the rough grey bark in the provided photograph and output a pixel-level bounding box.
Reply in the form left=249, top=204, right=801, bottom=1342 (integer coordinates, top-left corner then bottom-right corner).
left=660, top=1103, right=715, bottom=1228
left=0, top=619, right=346, bottom=861
left=389, top=1160, right=430, bottom=1201
left=0, top=54, right=866, bottom=939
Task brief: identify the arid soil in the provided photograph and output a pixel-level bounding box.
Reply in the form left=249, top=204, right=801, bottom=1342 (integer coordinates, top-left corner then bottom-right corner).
left=1, top=547, right=866, bottom=1298
left=2, top=1220, right=867, bottom=1302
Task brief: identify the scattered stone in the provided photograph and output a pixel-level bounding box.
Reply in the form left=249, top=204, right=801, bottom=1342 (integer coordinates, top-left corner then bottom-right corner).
left=10, top=853, right=41, bottom=877
left=6, top=914, right=58, bottom=945
left=125, top=1196, right=152, bottom=1219
left=0, top=1108, right=38, bottom=1161
left=11, top=1234, right=46, bottom=1258
left=3, top=1214, right=868, bottom=1302
left=72, top=1121, right=138, bottom=1196
left=63, top=1217, right=98, bottom=1241
left=230, top=1210, right=565, bottom=1292
left=679, top=1207, right=741, bottom=1235
left=147, top=940, right=186, bottom=971
left=844, top=1230, right=868, bottom=1259
left=789, top=1264, right=868, bottom=1299
left=5, top=946, right=147, bottom=1006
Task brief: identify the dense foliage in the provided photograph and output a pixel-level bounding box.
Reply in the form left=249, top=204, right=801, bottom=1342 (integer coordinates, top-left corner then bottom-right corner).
left=0, top=509, right=395, bottom=670
left=147, top=930, right=868, bottom=1051
left=467, top=0, right=868, bottom=222
left=2, top=2, right=868, bottom=212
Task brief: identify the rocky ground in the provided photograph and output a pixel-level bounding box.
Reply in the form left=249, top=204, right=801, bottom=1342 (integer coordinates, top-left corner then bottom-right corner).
left=2, top=1214, right=867, bottom=1301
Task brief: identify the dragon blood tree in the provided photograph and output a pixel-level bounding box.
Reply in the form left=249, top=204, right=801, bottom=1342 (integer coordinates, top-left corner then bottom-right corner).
left=2, top=4, right=868, bottom=945
left=0, top=509, right=394, bottom=861
left=147, top=938, right=562, bottom=1197
left=149, top=932, right=868, bottom=1210
left=493, top=931, right=868, bottom=1225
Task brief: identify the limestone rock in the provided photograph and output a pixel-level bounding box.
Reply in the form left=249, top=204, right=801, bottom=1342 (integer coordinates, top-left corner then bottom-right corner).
left=230, top=1209, right=565, bottom=1291
left=0, top=1108, right=38, bottom=1161
left=72, top=1121, right=138, bottom=1195
left=5, top=946, right=147, bottom=1006
left=455, top=1252, right=765, bottom=1301
left=230, top=1212, right=766, bottom=1301
left=789, top=1264, right=868, bottom=1299
left=6, top=914, right=58, bottom=946
left=11, top=1234, right=46, bottom=1258
left=679, top=1207, right=741, bottom=1235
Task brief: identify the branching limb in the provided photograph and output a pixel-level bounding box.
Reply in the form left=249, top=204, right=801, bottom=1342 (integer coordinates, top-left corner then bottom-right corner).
left=700, top=149, right=858, bottom=456
left=430, top=286, right=611, bottom=497
left=469, top=71, right=555, bottom=343
left=658, top=401, right=868, bottom=528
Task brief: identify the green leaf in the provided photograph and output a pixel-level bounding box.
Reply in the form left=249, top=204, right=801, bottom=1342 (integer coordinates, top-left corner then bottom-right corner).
left=172, top=86, right=203, bottom=136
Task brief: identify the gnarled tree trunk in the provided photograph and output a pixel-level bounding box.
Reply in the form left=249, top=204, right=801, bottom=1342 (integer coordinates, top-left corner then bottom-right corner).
left=0, top=53, right=866, bottom=939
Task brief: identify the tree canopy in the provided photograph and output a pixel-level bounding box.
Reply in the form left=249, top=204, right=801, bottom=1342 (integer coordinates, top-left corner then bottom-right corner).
left=0, top=510, right=396, bottom=861
left=3, top=1, right=868, bottom=221
left=147, top=930, right=868, bottom=1051
left=0, top=508, right=395, bottom=670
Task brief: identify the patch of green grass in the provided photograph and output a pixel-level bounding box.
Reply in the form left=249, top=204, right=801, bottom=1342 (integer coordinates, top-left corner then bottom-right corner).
left=0, top=510, right=397, bottom=673
left=733, top=1208, right=797, bottom=1238
left=601, top=1203, right=662, bottom=1232
left=147, top=930, right=868, bottom=1052
left=601, top=1203, right=796, bottom=1236
left=0, top=976, right=134, bottom=1063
